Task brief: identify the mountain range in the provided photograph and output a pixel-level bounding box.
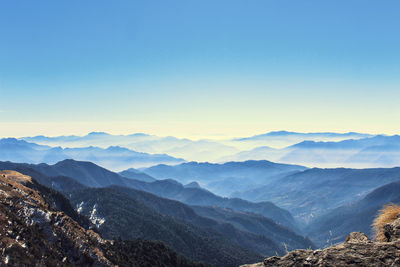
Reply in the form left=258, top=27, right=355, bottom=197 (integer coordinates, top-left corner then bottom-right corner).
left=224, top=135, right=400, bottom=168
left=3, top=154, right=400, bottom=231
left=141, top=160, right=307, bottom=196
left=13, top=131, right=400, bottom=168
left=0, top=138, right=184, bottom=170
left=21, top=132, right=239, bottom=162
left=3, top=130, right=400, bottom=265
left=233, top=167, right=400, bottom=223
left=69, top=186, right=265, bottom=265
left=0, top=159, right=315, bottom=265
left=231, top=131, right=372, bottom=149
left=142, top=160, right=400, bottom=226
left=305, top=179, right=400, bottom=247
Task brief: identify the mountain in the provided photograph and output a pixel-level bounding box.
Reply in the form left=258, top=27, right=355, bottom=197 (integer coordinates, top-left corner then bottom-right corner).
left=119, top=178, right=297, bottom=230
left=218, top=146, right=284, bottom=163
left=142, top=160, right=307, bottom=196
left=0, top=164, right=286, bottom=265
left=234, top=131, right=371, bottom=142
left=7, top=158, right=400, bottom=234
left=22, top=131, right=154, bottom=147
left=22, top=132, right=239, bottom=162
left=0, top=138, right=184, bottom=170
left=0, top=159, right=297, bottom=229
left=0, top=159, right=145, bottom=191
left=69, top=186, right=266, bottom=266
left=224, top=135, right=400, bottom=169
left=70, top=185, right=298, bottom=264
left=230, top=131, right=372, bottom=151
left=21, top=132, right=400, bottom=168
left=102, top=185, right=313, bottom=254
left=185, top=181, right=202, bottom=188
left=277, top=135, right=400, bottom=168
left=34, top=159, right=137, bottom=188
left=233, top=167, right=400, bottom=223
left=0, top=170, right=202, bottom=267
left=191, top=205, right=313, bottom=252
left=119, top=167, right=157, bottom=182
left=305, top=180, right=400, bottom=247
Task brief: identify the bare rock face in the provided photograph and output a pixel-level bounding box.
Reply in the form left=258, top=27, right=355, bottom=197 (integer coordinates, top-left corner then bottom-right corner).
left=0, top=170, right=112, bottom=266
left=243, top=219, right=400, bottom=267
left=344, top=232, right=370, bottom=243
left=383, top=216, right=400, bottom=242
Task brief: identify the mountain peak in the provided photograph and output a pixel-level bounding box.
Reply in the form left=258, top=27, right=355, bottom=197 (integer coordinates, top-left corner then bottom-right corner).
left=0, top=137, right=23, bottom=143
left=53, top=158, right=96, bottom=168
left=87, top=131, right=110, bottom=136
left=184, top=181, right=201, bottom=188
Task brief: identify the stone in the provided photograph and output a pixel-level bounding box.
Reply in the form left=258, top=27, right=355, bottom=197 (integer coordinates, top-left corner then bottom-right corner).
left=254, top=227, right=400, bottom=266
left=345, top=232, right=370, bottom=243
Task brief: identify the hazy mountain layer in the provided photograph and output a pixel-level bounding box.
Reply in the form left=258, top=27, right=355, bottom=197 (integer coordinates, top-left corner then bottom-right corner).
left=225, top=135, right=400, bottom=168
left=106, top=185, right=313, bottom=253
left=231, top=131, right=372, bottom=149
left=305, top=180, right=400, bottom=247
left=119, top=167, right=157, bottom=182
left=22, top=132, right=239, bottom=162
left=234, top=167, right=400, bottom=223
left=0, top=138, right=184, bottom=170
left=142, top=160, right=307, bottom=196
left=18, top=132, right=400, bottom=168
left=191, top=205, right=313, bottom=252
left=122, top=178, right=297, bottom=230
left=23, top=131, right=400, bottom=168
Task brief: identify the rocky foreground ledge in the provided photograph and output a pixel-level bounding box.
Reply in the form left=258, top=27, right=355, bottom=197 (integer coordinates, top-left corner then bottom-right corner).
left=242, top=219, right=400, bottom=267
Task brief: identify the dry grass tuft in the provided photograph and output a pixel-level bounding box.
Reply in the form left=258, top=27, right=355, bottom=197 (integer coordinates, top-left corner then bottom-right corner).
left=372, top=203, right=400, bottom=242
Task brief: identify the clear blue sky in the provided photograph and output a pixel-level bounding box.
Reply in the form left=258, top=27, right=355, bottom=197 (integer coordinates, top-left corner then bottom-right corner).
left=0, top=0, right=399, bottom=138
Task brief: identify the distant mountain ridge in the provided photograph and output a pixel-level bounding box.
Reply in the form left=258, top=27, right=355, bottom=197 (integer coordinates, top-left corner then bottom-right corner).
left=20, top=130, right=395, bottom=167
left=0, top=137, right=184, bottom=170
left=21, top=132, right=239, bottom=162
left=233, top=131, right=372, bottom=141
left=224, top=135, right=400, bottom=168
left=142, top=160, right=307, bottom=196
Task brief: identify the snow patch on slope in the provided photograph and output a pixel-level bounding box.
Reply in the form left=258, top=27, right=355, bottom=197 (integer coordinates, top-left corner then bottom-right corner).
left=89, top=204, right=105, bottom=228
left=76, top=201, right=84, bottom=214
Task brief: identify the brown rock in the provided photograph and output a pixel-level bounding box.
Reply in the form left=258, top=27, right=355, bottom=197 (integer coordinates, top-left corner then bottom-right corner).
left=245, top=225, right=400, bottom=266
left=0, top=171, right=113, bottom=266
left=345, top=232, right=370, bottom=243
left=383, top=218, right=400, bottom=242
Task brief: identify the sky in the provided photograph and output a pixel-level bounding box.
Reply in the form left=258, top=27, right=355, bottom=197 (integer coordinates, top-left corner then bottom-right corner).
left=0, top=0, right=399, bottom=139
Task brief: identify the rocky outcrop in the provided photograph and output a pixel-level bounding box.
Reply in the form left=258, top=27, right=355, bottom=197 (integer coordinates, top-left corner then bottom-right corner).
left=242, top=220, right=400, bottom=267
left=0, top=170, right=202, bottom=267
left=0, top=170, right=112, bottom=266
